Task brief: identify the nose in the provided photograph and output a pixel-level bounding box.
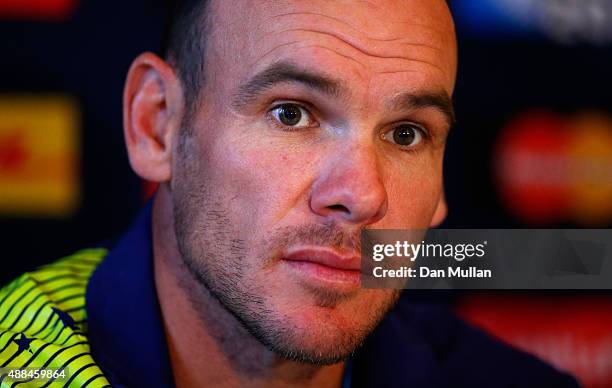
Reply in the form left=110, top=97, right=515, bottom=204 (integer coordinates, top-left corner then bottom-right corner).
left=309, top=145, right=388, bottom=226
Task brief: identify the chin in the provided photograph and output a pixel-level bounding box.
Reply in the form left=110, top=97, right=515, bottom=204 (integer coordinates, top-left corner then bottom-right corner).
left=251, top=288, right=399, bottom=365
left=256, top=314, right=369, bottom=365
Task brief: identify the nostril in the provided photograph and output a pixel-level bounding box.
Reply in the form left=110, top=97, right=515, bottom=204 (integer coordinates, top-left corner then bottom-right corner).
left=328, top=204, right=350, bottom=213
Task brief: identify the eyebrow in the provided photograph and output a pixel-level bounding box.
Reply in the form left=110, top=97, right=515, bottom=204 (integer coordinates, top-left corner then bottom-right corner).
left=232, top=61, right=455, bottom=127
left=232, top=61, right=344, bottom=109
left=391, top=91, right=456, bottom=127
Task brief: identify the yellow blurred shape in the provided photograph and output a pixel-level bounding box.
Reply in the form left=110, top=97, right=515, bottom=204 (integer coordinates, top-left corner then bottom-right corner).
left=567, top=112, right=612, bottom=226
left=0, top=95, right=80, bottom=217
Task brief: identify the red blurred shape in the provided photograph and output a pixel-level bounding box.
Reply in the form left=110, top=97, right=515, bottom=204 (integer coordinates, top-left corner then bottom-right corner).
left=0, top=0, right=77, bottom=20
left=0, top=130, right=28, bottom=174
left=495, top=111, right=572, bottom=224
left=457, top=294, right=612, bottom=388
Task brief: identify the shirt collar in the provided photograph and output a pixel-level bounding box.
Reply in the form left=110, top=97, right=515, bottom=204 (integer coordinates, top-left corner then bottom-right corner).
left=86, top=201, right=175, bottom=387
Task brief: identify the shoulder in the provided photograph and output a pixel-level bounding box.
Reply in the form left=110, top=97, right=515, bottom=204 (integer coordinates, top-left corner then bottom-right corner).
left=0, top=249, right=111, bottom=387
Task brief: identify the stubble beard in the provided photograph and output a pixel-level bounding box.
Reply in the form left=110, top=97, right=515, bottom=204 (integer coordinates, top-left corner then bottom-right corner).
left=171, top=129, right=400, bottom=365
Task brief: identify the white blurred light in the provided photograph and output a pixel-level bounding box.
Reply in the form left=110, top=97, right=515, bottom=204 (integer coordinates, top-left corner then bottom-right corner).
left=494, top=0, right=612, bottom=44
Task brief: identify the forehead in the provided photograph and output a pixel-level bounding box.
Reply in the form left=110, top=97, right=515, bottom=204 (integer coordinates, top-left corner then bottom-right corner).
left=205, top=0, right=457, bottom=96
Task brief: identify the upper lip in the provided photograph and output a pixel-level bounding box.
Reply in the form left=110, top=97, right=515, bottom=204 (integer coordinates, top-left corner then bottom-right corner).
left=283, top=248, right=361, bottom=271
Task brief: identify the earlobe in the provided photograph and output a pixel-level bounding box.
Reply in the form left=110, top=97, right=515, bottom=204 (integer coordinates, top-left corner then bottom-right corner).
left=123, top=52, right=183, bottom=183
left=430, top=191, right=448, bottom=227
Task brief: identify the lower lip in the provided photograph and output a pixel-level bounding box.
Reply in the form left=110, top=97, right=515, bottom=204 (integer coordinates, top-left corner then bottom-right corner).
left=281, top=260, right=361, bottom=290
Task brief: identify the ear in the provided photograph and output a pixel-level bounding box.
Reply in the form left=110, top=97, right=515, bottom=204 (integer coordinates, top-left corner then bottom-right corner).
left=123, top=52, right=183, bottom=183
left=429, top=190, right=448, bottom=227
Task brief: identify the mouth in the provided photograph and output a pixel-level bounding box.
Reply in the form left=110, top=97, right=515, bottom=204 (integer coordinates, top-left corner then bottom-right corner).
left=281, top=248, right=361, bottom=291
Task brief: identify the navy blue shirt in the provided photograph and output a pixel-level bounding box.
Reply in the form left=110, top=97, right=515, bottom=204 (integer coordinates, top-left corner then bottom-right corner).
left=85, top=204, right=580, bottom=387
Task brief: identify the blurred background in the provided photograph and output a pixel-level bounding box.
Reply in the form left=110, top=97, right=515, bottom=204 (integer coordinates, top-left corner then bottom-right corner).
left=0, top=0, right=611, bottom=387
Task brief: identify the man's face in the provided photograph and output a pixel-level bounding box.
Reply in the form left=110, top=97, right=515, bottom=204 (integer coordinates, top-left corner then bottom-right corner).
left=171, top=0, right=456, bottom=364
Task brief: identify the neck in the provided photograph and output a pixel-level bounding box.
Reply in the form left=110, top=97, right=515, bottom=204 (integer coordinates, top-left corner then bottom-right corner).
left=152, top=189, right=346, bottom=388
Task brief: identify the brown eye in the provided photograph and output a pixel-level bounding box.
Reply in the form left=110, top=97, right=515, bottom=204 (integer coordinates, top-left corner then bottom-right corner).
left=271, top=103, right=313, bottom=128
left=383, top=123, right=424, bottom=148
left=277, top=104, right=301, bottom=125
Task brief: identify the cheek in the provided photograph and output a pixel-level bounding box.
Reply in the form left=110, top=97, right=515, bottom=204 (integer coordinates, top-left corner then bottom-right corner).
left=383, top=156, right=443, bottom=228
left=208, top=139, right=317, bottom=229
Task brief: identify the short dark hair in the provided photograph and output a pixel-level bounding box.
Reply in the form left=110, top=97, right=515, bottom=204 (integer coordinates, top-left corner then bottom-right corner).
left=163, top=0, right=212, bottom=107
